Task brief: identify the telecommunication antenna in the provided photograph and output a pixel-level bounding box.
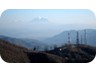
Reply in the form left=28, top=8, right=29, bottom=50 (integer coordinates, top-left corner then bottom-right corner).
left=76, top=31, right=79, bottom=45
left=81, top=35, right=83, bottom=44
left=68, top=32, right=71, bottom=45
left=84, top=30, right=87, bottom=45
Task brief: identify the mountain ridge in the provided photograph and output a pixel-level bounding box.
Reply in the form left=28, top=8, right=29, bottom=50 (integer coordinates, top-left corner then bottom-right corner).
left=0, top=35, right=49, bottom=51
left=43, top=29, right=96, bottom=47
left=0, top=29, right=96, bottom=51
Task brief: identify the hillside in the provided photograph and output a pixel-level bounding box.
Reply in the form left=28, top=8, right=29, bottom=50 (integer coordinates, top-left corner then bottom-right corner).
left=0, top=39, right=96, bottom=63
left=46, top=44, right=96, bottom=63
left=0, top=35, right=49, bottom=51
left=0, top=39, right=64, bottom=63
left=0, top=39, right=30, bottom=63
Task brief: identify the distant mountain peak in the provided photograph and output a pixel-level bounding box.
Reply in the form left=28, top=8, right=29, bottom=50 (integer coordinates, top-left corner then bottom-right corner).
left=31, top=17, right=49, bottom=24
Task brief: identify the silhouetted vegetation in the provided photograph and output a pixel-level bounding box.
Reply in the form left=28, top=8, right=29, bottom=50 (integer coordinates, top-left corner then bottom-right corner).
left=46, top=44, right=96, bottom=63
left=25, top=51, right=64, bottom=63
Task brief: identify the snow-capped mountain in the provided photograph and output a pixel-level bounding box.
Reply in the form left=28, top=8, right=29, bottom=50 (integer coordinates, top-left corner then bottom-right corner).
left=31, top=17, right=49, bottom=24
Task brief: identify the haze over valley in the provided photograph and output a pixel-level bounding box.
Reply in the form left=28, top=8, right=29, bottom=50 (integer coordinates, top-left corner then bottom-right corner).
left=0, top=9, right=96, bottom=40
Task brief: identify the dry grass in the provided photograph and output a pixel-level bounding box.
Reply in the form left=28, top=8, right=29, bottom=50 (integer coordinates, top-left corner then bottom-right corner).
left=0, top=39, right=30, bottom=63
left=0, top=39, right=65, bottom=63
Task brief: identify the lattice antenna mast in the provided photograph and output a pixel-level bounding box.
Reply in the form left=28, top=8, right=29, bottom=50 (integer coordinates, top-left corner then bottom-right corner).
left=84, top=30, right=87, bottom=45
left=68, top=32, right=71, bottom=45
left=81, top=35, right=83, bottom=44
left=76, top=31, right=79, bottom=45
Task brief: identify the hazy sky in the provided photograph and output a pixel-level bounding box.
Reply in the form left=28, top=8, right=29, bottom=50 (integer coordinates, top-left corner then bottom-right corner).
left=0, top=9, right=96, bottom=40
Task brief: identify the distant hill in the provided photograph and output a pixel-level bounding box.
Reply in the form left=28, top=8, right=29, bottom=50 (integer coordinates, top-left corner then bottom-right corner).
left=0, top=29, right=96, bottom=51
left=43, top=29, right=96, bottom=47
left=0, top=35, right=49, bottom=51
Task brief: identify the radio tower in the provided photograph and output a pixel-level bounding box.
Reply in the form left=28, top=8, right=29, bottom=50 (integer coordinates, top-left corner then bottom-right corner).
left=84, top=30, right=87, bottom=45
left=81, top=35, right=83, bottom=44
left=76, top=31, right=79, bottom=45
left=68, top=32, right=71, bottom=45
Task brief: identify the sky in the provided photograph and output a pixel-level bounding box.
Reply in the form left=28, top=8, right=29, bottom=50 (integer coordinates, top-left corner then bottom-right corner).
left=0, top=9, right=96, bottom=40
left=1, top=9, right=96, bottom=24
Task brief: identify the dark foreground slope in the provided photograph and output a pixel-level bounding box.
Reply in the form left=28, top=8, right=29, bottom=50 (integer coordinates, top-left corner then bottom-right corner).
left=26, top=51, right=64, bottom=63
left=46, top=44, right=96, bottom=63
left=0, top=39, right=64, bottom=63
